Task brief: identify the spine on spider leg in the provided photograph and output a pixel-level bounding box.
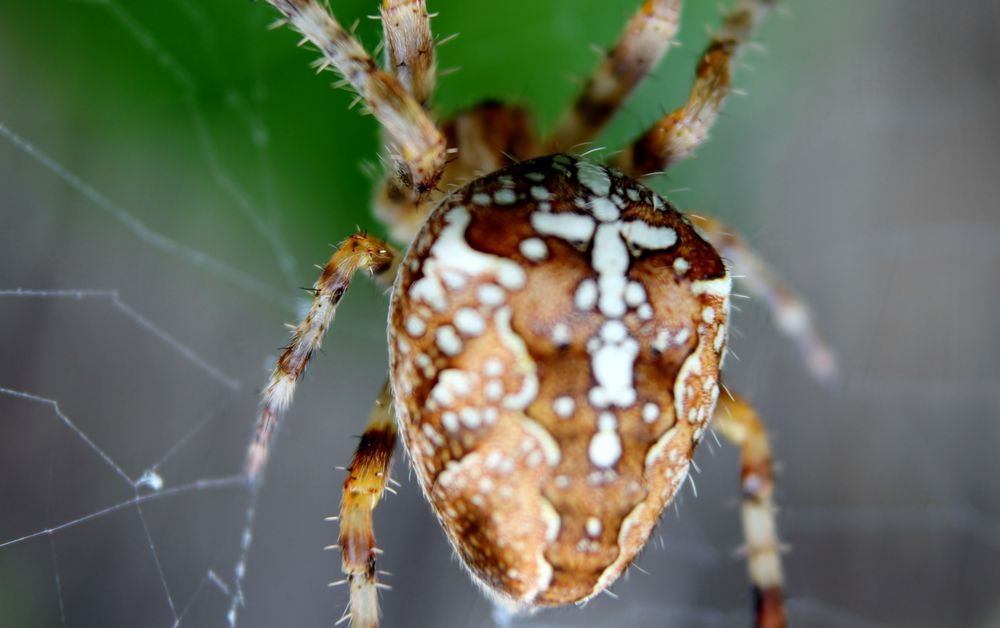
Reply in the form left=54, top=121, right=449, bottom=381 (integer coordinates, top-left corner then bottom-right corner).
left=246, top=235, right=395, bottom=480
left=619, top=0, right=777, bottom=176
left=381, top=0, right=436, bottom=107
left=264, top=0, right=446, bottom=195
left=545, top=0, right=683, bottom=152
left=714, top=396, right=787, bottom=628
left=339, top=383, right=397, bottom=628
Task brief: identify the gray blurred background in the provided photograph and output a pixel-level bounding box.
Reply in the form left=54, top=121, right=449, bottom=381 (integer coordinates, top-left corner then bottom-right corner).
left=1, top=1, right=998, bottom=627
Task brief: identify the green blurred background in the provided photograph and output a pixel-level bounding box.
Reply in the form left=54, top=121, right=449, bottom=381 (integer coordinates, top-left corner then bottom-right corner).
left=2, top=1, right=999, bottom=627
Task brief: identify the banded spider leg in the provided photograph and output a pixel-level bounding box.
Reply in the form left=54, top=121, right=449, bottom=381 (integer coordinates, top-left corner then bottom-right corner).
left=334, top=381, right=398, bottom=628
left=616, top=0, right=778, bottom=177
left=247, top=233, right=397, bottom=479
left=713, top=394, right=787, bottom=628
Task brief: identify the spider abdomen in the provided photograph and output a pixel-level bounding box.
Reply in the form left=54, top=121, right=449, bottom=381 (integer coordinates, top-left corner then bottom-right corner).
left=388, top=155, right=730, bottom=607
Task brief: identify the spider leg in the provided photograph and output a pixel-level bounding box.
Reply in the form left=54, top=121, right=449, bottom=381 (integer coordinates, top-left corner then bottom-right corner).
left=246, top=233, right=398, bottom=480
left=375, top=101, right=538, bottom=244
left=712, top=392, right=787, bottom=628
left=263, top=0, right=446, bottom=196
left=544, top=0, right=683, bottom=153
left=380, top=0, right=436, bottom=108
left=691, top=214, right=837, bottom=381
left=338, top=380, right=398, bottom=628
left=615, top=0, right=776, bottom=177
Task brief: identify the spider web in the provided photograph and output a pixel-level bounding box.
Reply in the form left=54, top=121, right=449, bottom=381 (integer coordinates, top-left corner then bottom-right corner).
left=2, top=1, right=999, bottom=627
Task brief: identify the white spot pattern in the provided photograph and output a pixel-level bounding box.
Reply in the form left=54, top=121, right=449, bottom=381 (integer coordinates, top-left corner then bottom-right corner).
left=494, top=188, right=517, bottom=205
left=523, top=159, right=683, bottom=469
left=642, top=402, right=660, bottom=423
left=588, top=425, right=622, bottom=468
left=551, top=323, right=571, bottom=346
left=436, top=325, right=462, bottom=356
left=553, top=396, right=575, bottom=418
left=394, top=156, right=729, bottom=599
left=519, top=237, right=548, bottom=261
left=409, top=206, right=526, bottom=313
left=576, top=160, right=612, bottom=197
left=531, top=212, right=597, bottom=242
left=586, top=517, right=603, bottom=537
left=574, top=279, right=598, bottom=311
left=477, top=283, right=505, bottom=306
left=455, top=308, right=486, bottom=336
left=405, top=314, right=426, bottom=337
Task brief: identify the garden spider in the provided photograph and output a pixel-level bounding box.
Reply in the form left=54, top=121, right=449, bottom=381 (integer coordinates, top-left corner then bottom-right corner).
left=245, top=1, right=834, bottom=626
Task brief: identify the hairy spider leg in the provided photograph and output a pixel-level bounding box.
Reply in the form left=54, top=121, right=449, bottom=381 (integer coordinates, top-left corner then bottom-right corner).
left=545, top=0, right=684, bottom=153
left=246, top=233, right=397, bottom=480
left=691, top=214, right=837, bottom=381
left=264, top=0, right=446, bottom=196
left=616, top=0, right=777, bottom=177
left=713, top=393, right=787, bottom=628
left=380, top=0, right=437, bottom=108
left=376, top=101, right=539, bottom=244
left=336, top=380, right=398, bottom=628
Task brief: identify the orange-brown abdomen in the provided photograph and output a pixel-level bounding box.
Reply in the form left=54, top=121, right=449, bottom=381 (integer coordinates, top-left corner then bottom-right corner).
left=388, top=155, right=730, bottom=608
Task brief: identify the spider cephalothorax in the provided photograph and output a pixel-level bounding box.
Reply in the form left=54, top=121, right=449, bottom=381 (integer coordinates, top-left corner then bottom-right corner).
left=390, top=154, right=729, bottom=606
left=245, top=2, right=833, bottom=627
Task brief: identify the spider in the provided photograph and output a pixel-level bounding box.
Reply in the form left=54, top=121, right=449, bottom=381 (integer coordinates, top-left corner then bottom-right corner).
left=245, top=1, right=834, bottom=627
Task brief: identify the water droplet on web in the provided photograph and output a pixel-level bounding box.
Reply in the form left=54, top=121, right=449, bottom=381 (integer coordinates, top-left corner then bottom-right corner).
left=136, top=469, right=164, bottom=492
